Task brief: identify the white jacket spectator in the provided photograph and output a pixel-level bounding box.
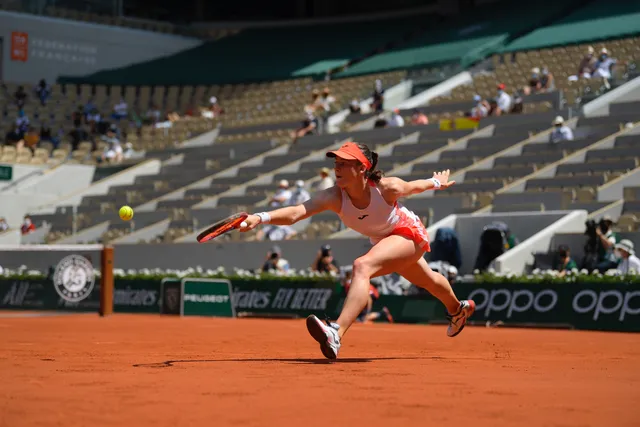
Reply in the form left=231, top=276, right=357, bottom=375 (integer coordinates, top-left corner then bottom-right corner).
left=549, top=116, right=574, bottom=143
left=316, top=168, right=334, bottom=191
left=270, top=180, right=292, bottom=208
left=470, top=95, right=488, bottom=119
left=615, top=240, right=640, bottom=275
left=592, top=48, right=617, bottom=80
left=388, top=109, right=405, bottom=127
left=289, top=180, right=311, bottom=205
left=495, top=84, right=512, bottom=115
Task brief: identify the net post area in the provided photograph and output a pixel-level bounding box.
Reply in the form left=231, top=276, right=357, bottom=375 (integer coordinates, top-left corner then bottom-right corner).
left=100, top=245, right=114, bottom=317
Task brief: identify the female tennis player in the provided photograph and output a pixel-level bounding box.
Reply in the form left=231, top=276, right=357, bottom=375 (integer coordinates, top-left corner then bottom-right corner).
left=239, top=141, right=475, bottom=359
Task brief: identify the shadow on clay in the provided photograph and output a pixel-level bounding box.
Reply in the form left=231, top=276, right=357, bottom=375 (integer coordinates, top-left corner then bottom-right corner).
left=133, top=356, right=440, bottom=368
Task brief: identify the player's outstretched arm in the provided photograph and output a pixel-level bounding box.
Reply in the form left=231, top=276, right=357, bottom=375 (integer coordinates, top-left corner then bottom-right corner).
left=380, top=169, right=455, bottom=200
left=239, top=186, right=340, bottom=232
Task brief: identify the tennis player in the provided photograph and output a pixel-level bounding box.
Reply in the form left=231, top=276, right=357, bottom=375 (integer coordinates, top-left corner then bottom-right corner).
left=239, top=141, right=475, bottom=359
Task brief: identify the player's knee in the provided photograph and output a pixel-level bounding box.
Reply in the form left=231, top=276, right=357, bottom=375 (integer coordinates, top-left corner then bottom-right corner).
left=352, top=256, right=375, bottom=278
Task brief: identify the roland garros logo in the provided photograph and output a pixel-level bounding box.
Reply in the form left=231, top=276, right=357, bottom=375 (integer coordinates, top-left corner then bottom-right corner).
left=53, top=255, right=95, bottom=302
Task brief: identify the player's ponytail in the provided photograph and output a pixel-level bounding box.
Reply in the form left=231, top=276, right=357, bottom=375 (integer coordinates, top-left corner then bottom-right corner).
left=357, top=143, right=384, bottom=183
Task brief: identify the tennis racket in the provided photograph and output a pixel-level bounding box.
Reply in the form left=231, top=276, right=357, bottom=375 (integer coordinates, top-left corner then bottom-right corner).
left=196, top=212, right=249, bottom=243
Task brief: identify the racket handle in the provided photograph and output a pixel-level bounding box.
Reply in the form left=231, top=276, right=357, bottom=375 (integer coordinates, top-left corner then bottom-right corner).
left=240, top=221, right=248, bottom=228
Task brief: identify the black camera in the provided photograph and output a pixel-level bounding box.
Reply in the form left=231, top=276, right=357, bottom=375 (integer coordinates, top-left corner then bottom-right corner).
left=585, top=219, right=598, bottom=237
left=270, top=252, right=279, bottom=259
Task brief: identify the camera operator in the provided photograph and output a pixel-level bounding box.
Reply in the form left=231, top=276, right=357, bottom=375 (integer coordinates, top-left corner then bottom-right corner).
left=585, top=215, right=620, bottom=272
left=311, top=244, right=339, bottom=274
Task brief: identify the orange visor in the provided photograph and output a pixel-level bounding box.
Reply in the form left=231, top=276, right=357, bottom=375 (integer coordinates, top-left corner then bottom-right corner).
left=326, top=142, right=372, bottom=170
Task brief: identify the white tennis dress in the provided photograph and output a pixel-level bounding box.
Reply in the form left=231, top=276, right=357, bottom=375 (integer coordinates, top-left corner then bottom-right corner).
left=337, top=181, right=431, bottom=250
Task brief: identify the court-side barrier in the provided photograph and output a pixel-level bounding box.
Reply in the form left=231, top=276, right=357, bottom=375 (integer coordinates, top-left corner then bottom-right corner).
left=0, top=277, right=638, bottom=332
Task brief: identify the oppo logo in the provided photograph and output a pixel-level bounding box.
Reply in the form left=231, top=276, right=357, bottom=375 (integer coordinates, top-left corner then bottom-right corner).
left=468, top=288, right=558, bottom=318
left=572, top=290, right=640, bottom=321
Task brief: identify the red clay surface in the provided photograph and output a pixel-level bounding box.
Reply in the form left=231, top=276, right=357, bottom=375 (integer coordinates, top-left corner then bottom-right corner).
left=1, top=313, right=638, bottom=427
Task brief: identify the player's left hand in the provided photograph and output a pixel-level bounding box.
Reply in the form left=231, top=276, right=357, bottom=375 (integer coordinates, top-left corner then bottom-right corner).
left=433, top=169, right=455, bottom=189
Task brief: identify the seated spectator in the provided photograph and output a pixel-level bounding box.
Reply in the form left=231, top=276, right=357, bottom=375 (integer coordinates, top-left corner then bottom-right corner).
left=349, top=99, right=362, bottom=114
left=573, top=46, right=597, bottom=80
left=34, top=79, right=50, bottom=106
left=256, top=224, right=297, bottom=241
left=40, top=122, right=53, bottom=142
left=68, top=126, right=90, bottom=151
left=615, top=239, right=640, bottom=275
left=0, top=217, right=9, bottom=232
left=84, top=98, right=96, bottom=118
left=14, top=85, right=27, bottom=108
left=526, top=67, right=542, bottom=94
left=270, top=180, right=292, bottom=208
left=410, top=109, right=429, bottom=125
left=540, top=67, right=555, bottom=91
left=5, top=124, right=23, bottom=148
left=100, top=125, right=124, bottom=164
left=311, top=244, right=339, bottom=274
left=23, top=126, right=40, bottom=153
left=21, top=215, right=36, bottom=235
left=289, top=180, right=310, bottom=205
left=470, top=95, right=489, bottom=119
left=554, top=244, right=578, bottom=277
left=291, top=112, right=318, bottom=144
left=145, top=104, right=162, bottom=125
left=111, top=98, right=128, bottom=121
left=370, top=79, right=385, bottom=112
left=592, top=47, right=618, bottom=89
left=510, top=90, right=524, bottom=114
left=373, top=113, right=388, bottom=128
left=261, top=246, right=290, bottom=274
left=315, top=167, right=334, bottom=191
left=549, top=116, right=574, bottom=143
left=388, top=109, right=404, bottom=127
left=16, top=109, right=30, bottom=135
left=86, top=108, right=101, bottom=134
left=494, top=84, right=512, bottom=116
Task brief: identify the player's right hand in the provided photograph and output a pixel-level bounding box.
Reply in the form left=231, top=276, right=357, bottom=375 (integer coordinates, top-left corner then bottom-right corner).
left=238, top=214, right=261, bottom=232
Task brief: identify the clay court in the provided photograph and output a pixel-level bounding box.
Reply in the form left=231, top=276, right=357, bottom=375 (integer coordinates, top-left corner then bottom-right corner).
left=1, top=313, right=638, bottom=427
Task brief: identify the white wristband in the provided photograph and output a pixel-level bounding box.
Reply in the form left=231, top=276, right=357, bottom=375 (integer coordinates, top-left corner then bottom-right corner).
left=255, top=212, right=271, bottom=224
left=429, top=177, right=441, bottom=189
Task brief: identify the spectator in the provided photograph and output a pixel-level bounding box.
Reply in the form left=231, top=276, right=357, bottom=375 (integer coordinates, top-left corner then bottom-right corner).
left=592, top=48, right=617, bottom=89
left=270, top=180, right=292, bottom=208
left=387, top=109, right=404, bottom=127
left=315, top=167, right=334, bottom=191
left=494, top=84, right=512, bottom=116
left=34, top=79, right=50, bottom=106
left=349, top=99, right=362, bottom=114
left=14, top=85, right=27, bottom=108
left=595, top=215, right=620, bottom=273
left=112, top=98, right=128, bottom=121
left=291, top=112, right=318, bottom=144
left=256, top=224, right=297, bottom=241
left=5, top=124, right=23, bottom=148
left=40, top=122, right=53, bottom=142
left=615, top=240, right=640, bottom=275
left=0, top=218, right=8, bottom=232
left=262, top=246, right=290, bottom=274
left=470, top=95, right=489, bottom=119
left=549, top=116, right=574, bottom=143
left=373, top=113, right=388, bottom=128
left=410, top=109, right=429, bottom=125
left=540, top=66, right=555, bottom=91
left=16, top=109, right=30, bottom=135
left=510, top=90, right=524, bottom=114
left=23, top=126, right=40, bottom=153
left=86, top=108, right=101, bottom=134
left=311, top=244, right=340, bottom=274
left=554, top=245, right=578, bottom=277
left=573, top=46, right=597, bottom=80
left=527, top=67, right=542, bottom=94
left=320, top=87, right=336, bottom=114
left=100, top=125, right=124, bottom=164
left=289, top=180, right=310, bottom=205
left=370, top=79, right=385, bottom=112
left=145, top=104, right=162, bottom=125
left=21, top=215, right=36, bottom=235
left=84, top=98, right=96, bottom=118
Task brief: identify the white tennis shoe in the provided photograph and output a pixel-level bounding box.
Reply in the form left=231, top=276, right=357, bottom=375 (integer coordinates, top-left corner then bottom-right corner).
left=446, top=300, right=476, bottom=337
left=306, top=315, right=341, bottom=360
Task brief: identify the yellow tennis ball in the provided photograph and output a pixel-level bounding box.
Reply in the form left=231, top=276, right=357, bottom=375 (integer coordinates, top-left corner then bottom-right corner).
left=119, top=206, right=134, bottom=221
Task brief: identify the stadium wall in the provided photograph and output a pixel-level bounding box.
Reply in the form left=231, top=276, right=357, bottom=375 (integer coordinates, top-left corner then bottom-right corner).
left=0, top=11, right=201, bottom=83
